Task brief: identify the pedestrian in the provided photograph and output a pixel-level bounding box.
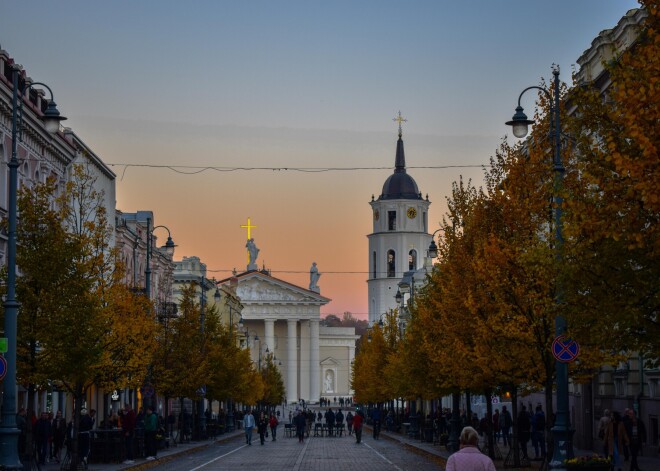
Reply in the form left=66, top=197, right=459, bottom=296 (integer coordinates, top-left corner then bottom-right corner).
left=492, top=409, right=501, bottom=444
left=325, top=408, right=336, bottom=437
left=445, top=426, right=497, bottom=471
left=243, top=409, right=255, bottom=445
left=16, top=408, right=27, bottom=458
left=353, top=410, right=364, bottom=444
left=257, top=411, right=268, bottom=445
left=500, top=405, right=512, bottom=447
left=269, top=413, right=278, bottom=441
left=624, top=409, right=646, bottom=471
left=35, top=411, right=52, bottom=465
left=335, top=409, right=344, bottom=436
left=531, top=404, right=546, bottom=460
left=317, top=411, right=323, bottom=423
left=372, top=407, right=381, bottom=439
left=79, top=409, right=94, bottom=464
left=605, top=411, right=629, bottom=471
left=517, top=405, right=531, bottom=459
left=294, top=410, right=307, bottom=443
left=346, top=411, right=354, bottom=435
left=51, top=410, right=66, bottom=463
left=144, top=406, right=158, bottom=460
left=597, top=409, right=611, bottom=456
left=121, top=403, right=137, bottom=464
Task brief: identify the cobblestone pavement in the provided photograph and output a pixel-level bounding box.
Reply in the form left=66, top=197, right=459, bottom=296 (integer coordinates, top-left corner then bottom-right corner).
left=148, top=430, right=440, bottom=471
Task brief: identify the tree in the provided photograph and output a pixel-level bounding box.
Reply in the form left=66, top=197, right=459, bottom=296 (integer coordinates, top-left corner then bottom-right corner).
left=14, top=165, right=157, bottom=470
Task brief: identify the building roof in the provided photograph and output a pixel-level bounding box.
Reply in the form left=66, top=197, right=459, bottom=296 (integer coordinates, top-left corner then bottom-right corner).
left=379, top=131, right=422, bottom=200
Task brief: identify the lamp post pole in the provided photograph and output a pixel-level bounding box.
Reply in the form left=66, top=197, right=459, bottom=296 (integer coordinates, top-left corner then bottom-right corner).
left=196, top=276, right=207, bottom=439
left=1, top=65, right=65, bottom=469
left=144, top=220, right=176, bottom=299
left=506, top=67, right=573, bottom=467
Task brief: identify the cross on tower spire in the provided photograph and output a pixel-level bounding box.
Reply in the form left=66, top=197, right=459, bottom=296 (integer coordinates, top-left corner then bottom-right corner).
left=393, top=111, right=407, bottom=138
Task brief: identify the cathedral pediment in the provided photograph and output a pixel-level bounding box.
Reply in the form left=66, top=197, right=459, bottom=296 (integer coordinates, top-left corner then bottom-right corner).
left=231, top=271, right=330, bottom=305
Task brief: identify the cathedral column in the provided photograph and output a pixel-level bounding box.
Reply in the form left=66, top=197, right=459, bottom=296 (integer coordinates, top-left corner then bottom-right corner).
left=286, top=319, right=298, bottom=404
left=310, top=319, right=320, bottom=403
left=300, top=320, right=311, bottom=400
left=264, top=318, right=275, bottom=354
left=348, top=345, right=355, bottom=394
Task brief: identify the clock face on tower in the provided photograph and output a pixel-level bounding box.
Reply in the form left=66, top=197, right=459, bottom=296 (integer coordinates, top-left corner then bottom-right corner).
left=374, top=210, right=380, bottom=221
left=407, top=207, right=417, bottom=219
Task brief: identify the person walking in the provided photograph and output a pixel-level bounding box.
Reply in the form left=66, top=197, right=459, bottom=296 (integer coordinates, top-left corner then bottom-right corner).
left=257, top=411, right=268, bottom=445
left=269, top=413, right=278, bottom=441
left=492, top=409, right=501, bottom=444
left=325, top=408, right=336, bottom=437
left=243, top=409, right=255, bottom=445
left=353, top=410, right=364, bottom=444
left=121, top=403, right=137, bottom=464
left=517, top=405, right=531, bottom=460
left=35, top=412, right=52, bottom=465
left=531, top=404, right=546, bottom=460
left=335, top=409, right=344, bottom=436
left=144, top=406, right=158, bottom=461
left=500, top=405, right=512, bottom=447
left=625, top=409, right=646, bottom=471
left=346, top=411, right=354, bottom=436
left=597, top=409, right=611, bottom=456
left=51, top=410, right=66, bottom=463
left=372, top=407, right=381, bottom=439
left=445, top=426, right=497, bottom=471
left=605, top=411, right=629, bottom=471
left=294, top=410, right=307, bottom=443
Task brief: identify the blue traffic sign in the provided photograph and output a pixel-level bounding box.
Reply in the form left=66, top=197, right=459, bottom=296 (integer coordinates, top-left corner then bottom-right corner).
left=0, top=356, right=7, bottom=381
left=552, top=335, right=580, bottom=363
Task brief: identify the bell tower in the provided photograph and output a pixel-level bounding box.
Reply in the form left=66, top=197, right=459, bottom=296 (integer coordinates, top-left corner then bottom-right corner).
left=367, top=113, right=431, bottom=324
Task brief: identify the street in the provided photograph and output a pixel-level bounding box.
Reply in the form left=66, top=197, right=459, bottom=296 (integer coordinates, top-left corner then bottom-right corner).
left=148, top=428, right=440, bottom=471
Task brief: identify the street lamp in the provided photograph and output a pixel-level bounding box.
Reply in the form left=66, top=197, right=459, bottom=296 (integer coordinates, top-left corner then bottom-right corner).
left=144, top=220, right=176, bottom=299
left=427, top=228, right=444, bottom=260
left=506, top=66, right=573, bottom=466
left=1, top=64, right=66, bottom=469
left=196, top=276, right=209, bottom=439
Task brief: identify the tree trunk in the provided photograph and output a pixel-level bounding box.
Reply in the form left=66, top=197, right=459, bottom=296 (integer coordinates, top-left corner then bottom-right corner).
left=511, top=388, right=520, bottom=468
left=484, top=387, right=494, bottom=459
left=67, top=383, right=84, bottom=471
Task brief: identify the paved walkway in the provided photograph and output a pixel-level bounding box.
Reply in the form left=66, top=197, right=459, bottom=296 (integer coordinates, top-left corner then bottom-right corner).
left=35, top=411, right=660, bottom=470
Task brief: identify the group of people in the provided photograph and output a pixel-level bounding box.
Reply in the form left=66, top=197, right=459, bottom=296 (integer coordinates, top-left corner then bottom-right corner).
left=318, top=397, right=353, bottom=408
left=16, top=408, right=68, bottom=465
left=491, top=404, right=546, bottom=461
left=242, top=410, right=280, bottom=445
left=598, top=408, right=647, bottom=471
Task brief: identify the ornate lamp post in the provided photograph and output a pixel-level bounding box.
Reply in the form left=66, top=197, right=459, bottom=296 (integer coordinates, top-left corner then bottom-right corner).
left=215, top=287, right=242, bottom=431
left=144, top=220, right=175, bottom=299
left=1, top=64, right=66, bottom=469
left=506, top=66, right=573, bottom=467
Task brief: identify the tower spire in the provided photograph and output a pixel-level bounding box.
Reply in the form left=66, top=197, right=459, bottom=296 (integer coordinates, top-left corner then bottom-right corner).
left=393, top=110, right=407, bottom=138
left=393, top=111, right=407, bottom=173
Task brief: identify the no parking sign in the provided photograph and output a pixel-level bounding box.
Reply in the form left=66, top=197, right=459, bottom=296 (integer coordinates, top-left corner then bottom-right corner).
left=0, top=356, right=7, bottom=381
left=552, top=335, right=580, bottom=363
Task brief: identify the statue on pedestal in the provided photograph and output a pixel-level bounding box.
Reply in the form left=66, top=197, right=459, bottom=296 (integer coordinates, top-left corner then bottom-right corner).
left=309, top=262, right=321, bottom=293
left=246, top=238, right=259, bottom=271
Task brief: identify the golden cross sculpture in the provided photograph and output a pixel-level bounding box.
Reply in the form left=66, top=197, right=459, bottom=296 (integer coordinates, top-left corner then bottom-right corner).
left=240, top=217, right=257, bottom=263
left=393, top=111, right=407, bottom=137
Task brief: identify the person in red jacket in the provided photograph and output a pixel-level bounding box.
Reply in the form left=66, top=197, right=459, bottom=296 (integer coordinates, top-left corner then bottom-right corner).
left=269, top=413, right=279, bottom=441
left=120, top=403, right=137, bottom=464
left=352, top=410, right=364, bottom=444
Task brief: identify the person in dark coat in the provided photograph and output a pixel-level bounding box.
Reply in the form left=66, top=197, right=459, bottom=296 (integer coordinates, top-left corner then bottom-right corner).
left=35, top=412, right=52, bottom=465
left=624, top=409, right=646, bottom=471
left=51, top=410, right=67, bottom=463
left=517, top=405, right=531, bottom=459
left=325, top=408, right=336, bottom=437
left=257, top=411, right=268, bottom=445
left=293, top=411, right=307, bottom=443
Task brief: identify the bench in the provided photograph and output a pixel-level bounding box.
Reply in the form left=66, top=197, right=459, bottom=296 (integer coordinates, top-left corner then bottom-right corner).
left=284, top=424, right=295, bottom=438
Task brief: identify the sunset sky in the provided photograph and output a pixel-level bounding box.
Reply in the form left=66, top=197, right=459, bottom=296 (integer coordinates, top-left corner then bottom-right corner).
left=1, top=0, right=639, bottom=318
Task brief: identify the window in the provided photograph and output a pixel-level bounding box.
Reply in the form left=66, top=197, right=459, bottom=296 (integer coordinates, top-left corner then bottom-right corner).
left=388, top=211, right=396, bottom=231
left=409, top=249, right=417, bottom=270
left=423, top=212, right=427, bottom=232
left=387, top=250, right=395, bottom=277
left=372, top=251, right=377, bottom=279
